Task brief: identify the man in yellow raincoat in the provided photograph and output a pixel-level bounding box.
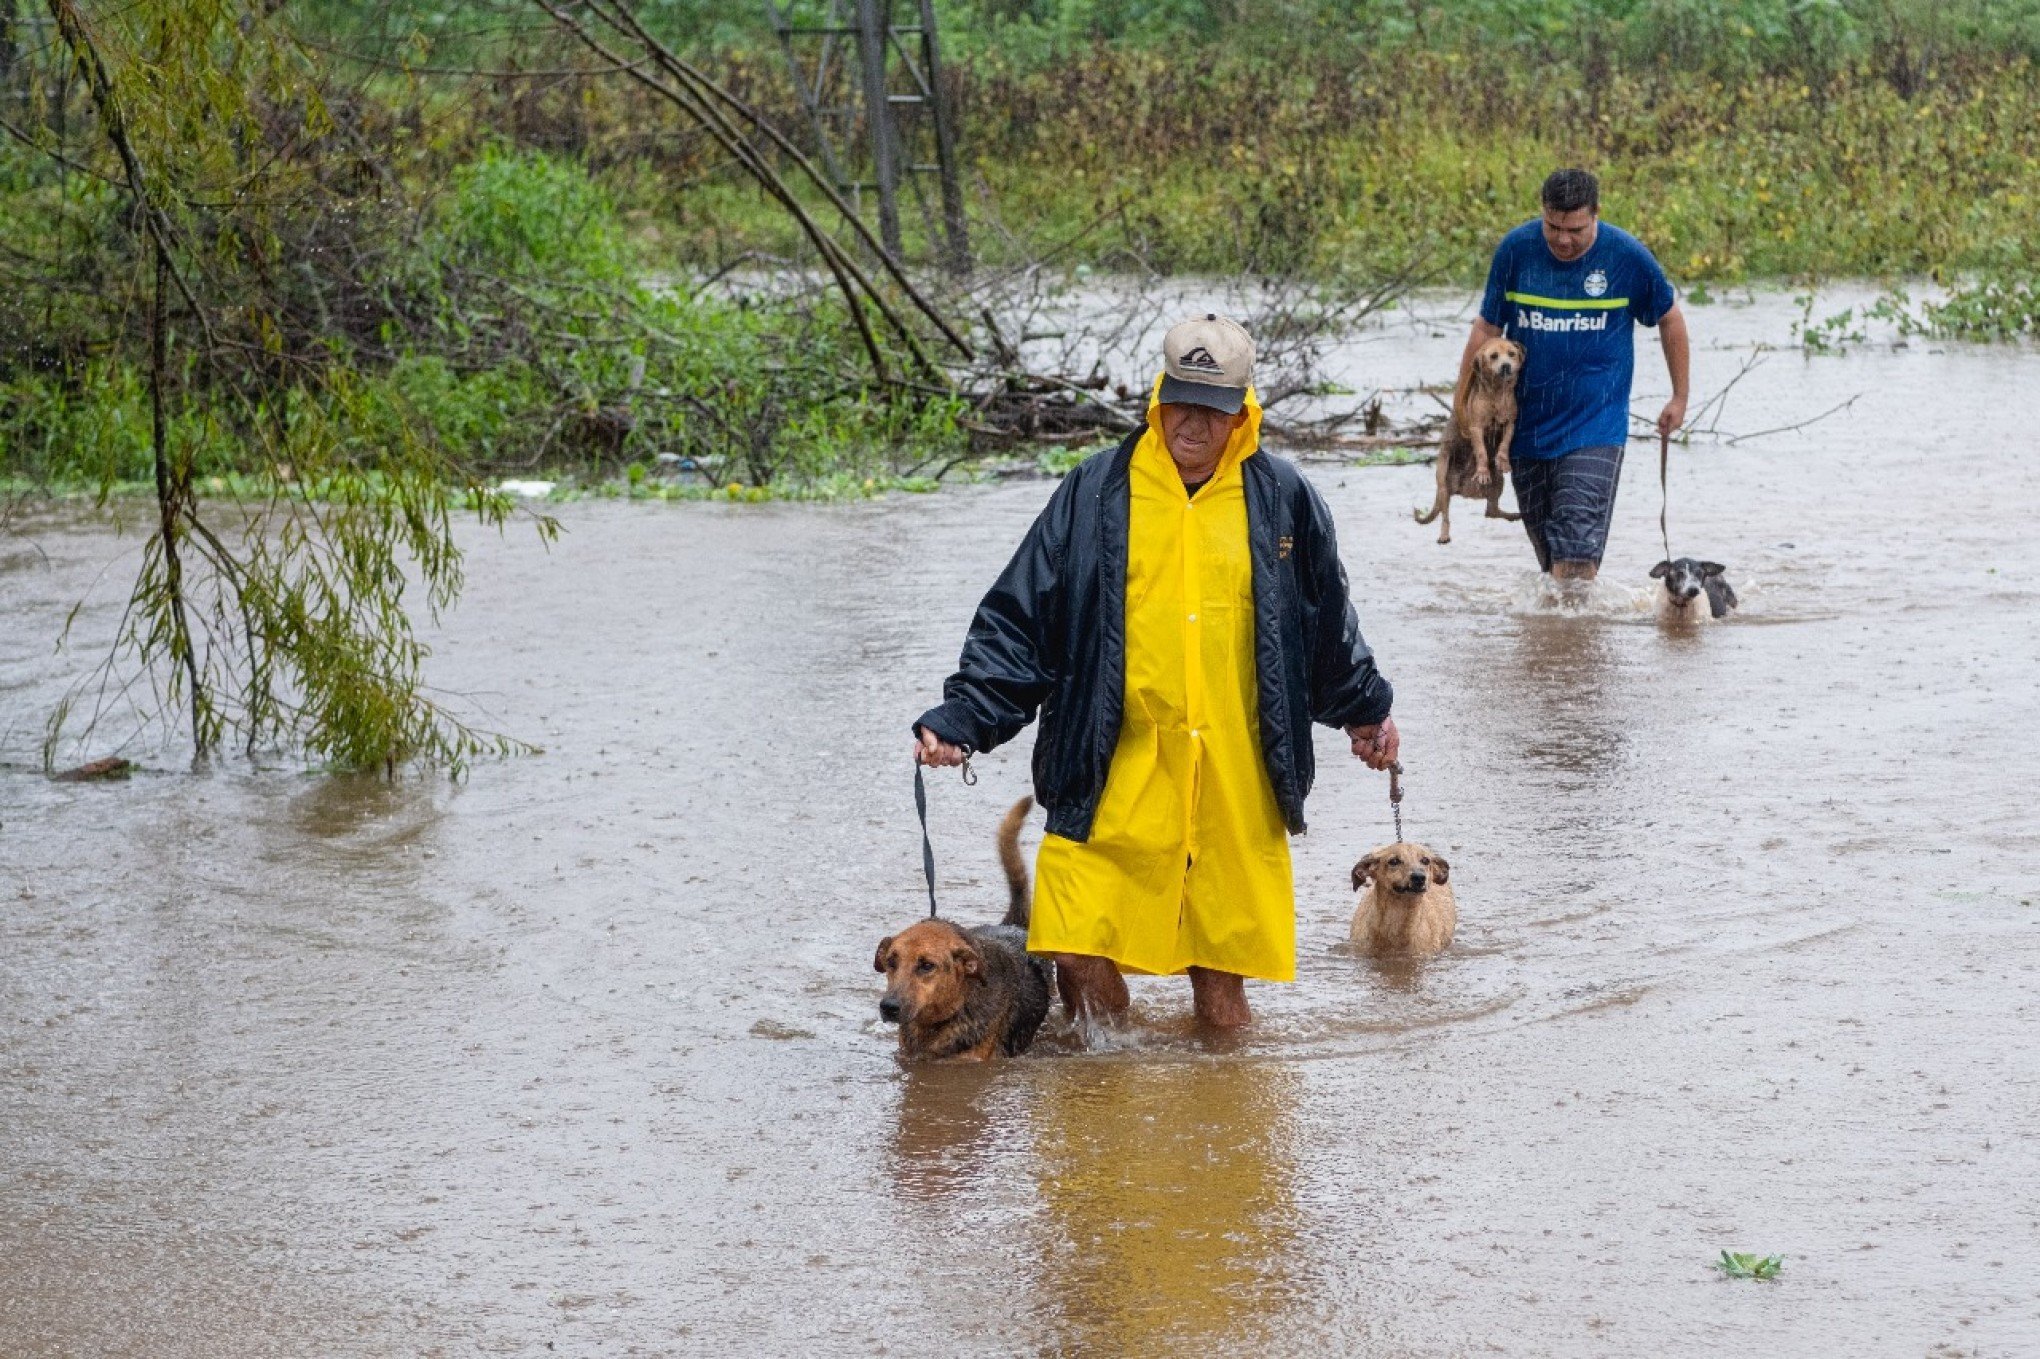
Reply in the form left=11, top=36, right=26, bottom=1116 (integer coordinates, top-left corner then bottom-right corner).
left=914, top=315, right=1399, bottom=1029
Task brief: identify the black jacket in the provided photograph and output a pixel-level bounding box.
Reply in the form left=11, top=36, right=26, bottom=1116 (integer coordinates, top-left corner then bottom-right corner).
left=915, top=431, right=1392, bottom=841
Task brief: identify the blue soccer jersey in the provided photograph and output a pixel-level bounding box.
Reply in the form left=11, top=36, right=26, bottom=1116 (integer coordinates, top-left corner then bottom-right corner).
left=1477, top=220, right=1677, bottom=461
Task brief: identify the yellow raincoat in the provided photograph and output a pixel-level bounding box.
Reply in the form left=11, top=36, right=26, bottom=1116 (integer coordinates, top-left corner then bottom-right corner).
left=1029, top=381, right=1296, bottom=981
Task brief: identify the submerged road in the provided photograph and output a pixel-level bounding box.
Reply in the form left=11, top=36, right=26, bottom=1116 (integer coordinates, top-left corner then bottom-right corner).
left=3, top=290, right=2037, bottom=1355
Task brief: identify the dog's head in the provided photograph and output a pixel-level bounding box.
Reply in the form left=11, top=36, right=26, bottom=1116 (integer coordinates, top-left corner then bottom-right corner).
left=1650, top=557, right=1726, bottom=606
left=1351, top=841, right=1450, bottom=896
left=1473, top=337, right=1526, bottom=387
left=873, top=919, right=980, bottom=1029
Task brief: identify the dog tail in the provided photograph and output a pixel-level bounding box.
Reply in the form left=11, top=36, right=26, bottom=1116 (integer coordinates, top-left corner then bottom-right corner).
left=997, top=796, right=1034, bottom=928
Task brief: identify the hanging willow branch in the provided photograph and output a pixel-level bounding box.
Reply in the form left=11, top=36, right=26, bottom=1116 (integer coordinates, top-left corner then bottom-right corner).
left=46, top=0, right=208, bottom=750
left=28, top=0, right=547, bottom=776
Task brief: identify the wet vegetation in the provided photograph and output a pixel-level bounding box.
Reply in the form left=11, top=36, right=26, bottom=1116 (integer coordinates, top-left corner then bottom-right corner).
left=3, top=0, right=2035, bottom=769
left=685, top=2, right=2040, bottom=324
left=0, top=2, right=967, bottom=769
left=1713, top=1250, right=1787, bottom=1280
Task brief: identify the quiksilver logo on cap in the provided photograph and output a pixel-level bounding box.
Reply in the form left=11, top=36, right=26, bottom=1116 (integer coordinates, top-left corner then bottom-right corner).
left=1178, top=345, right=1224, bottom=373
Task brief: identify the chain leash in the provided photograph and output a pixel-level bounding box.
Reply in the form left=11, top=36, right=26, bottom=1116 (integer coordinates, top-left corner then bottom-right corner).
left=1388, top=759, right=1405, bottom=843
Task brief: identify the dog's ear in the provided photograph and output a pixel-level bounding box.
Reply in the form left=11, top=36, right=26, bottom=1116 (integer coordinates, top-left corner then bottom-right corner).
left=951, top=942, right=982, bottom=977
left=1700, top=561, right=1727, bottom=577
left=1649, top=560, right=1672, bottom=579
left=1351, top=854, right=1379, bottom=891
left=1426, top=852, right=1450, bottom=884
left=1508, top=340, right=1526, bottom=363
left=873, top=937, right=893, bottom=974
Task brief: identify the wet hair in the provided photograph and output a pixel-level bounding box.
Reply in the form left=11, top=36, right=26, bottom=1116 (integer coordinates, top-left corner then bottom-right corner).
left=1541, top=167, right=1600, bottom=214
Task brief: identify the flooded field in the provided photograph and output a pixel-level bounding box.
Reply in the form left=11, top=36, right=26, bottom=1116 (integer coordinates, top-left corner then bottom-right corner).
left=3, top=289, right=2038, bottom=1356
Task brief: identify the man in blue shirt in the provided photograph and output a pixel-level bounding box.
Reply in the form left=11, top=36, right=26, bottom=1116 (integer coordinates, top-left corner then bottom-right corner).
left=1459, top=168, right=1690, bottom=582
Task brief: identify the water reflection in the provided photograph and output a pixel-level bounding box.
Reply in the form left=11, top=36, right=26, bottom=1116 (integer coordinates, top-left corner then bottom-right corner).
left=284, top=769, right=443, bottom=841
left=1027, top=1061, right=1302, bottom=1354
left=887, top=1061, right=1008, bottom=1202
left=1499, top=613, right=1628, bottom=781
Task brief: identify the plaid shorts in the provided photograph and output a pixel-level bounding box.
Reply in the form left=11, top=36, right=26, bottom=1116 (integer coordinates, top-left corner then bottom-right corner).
left=1509, top=443, right=1625, bottom=570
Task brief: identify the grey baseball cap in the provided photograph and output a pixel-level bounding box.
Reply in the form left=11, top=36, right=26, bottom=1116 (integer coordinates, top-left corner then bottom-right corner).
left=1158, top=312, right=1255, bottom=414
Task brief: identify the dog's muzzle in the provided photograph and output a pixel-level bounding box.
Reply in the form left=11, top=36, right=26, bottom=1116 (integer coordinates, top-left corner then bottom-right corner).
left=1395, top=872, right=1428, bottom=893
left=878, top=996, right=902, bottom=1023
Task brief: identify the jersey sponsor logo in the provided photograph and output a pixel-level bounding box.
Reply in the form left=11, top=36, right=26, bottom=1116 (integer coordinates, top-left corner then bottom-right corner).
left=1584, top=269, right=1610, bottom=298
left=1520, top=309, right=1610, bottom=333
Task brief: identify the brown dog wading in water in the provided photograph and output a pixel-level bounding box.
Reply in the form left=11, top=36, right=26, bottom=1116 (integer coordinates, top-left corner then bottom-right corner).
left=1350, top=842, right=1457, bottom=957
left=1415, top=337, right=1526, bottom=545
left=873, top=798, right=1054, bottom=1061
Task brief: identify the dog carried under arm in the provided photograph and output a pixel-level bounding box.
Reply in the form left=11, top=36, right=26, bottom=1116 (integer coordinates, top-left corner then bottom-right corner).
left=1416, top=337, right=1526, bottom=545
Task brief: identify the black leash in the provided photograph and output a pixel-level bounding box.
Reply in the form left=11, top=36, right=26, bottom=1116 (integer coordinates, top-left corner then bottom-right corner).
left=913, top=746, right=975, bottom=919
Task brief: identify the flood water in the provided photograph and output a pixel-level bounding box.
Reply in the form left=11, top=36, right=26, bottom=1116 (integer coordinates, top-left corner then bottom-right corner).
left=3, top=288, right=2038, bottom=1356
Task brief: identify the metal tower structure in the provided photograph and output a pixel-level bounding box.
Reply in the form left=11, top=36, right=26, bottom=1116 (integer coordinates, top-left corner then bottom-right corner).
left=764, top=0, right=971, bottom=273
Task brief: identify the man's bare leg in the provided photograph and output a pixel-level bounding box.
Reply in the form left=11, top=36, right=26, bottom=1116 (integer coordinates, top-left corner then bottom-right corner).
left=1053, top=953, right=1129, bottom=1024
left=1187, top=967, right=1251, bottom=1029
left=1551, top=559, right=1599, bottom=583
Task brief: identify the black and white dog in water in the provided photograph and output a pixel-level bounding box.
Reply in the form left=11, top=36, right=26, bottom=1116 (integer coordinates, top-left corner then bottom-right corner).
left=1651, top=558, right=1738, bottom=621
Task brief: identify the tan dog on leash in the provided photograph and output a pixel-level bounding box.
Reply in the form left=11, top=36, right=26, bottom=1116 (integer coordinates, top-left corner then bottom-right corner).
left=1350, top=842, right=1457, bottom=957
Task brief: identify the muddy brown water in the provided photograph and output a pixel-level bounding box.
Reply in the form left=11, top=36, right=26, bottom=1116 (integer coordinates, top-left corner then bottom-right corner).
left=3, top=289, right=2038, bottom=1356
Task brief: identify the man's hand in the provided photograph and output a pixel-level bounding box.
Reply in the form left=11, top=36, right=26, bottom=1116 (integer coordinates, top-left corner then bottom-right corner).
left=914, top=727, right=968, bottom=768
left=1345, top=716, right=1400, bottom=771
left=1657, top=395, right=1688, bottom=440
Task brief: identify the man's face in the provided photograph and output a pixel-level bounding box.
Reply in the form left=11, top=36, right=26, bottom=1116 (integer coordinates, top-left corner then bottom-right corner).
left=1541, top=205, right=1598, bottom=262
left=1159, top=401, right=1244, bottom=470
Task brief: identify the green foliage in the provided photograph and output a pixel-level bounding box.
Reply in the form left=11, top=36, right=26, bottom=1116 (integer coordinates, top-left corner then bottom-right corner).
left=1713, top=1250, right=1785, bottom=1280
left=1, top=140, right=968, bottom=494
left=570, top=469, right=943, bottom=502
left=949, top=43, right=2040, bottom=287
left=1036, top=444, right=1094, bottom=476
left=935, top=0, right=2040, bottom=73
left=1920, top=276, right=2040, bottom=340
left=1799, top=275, right=2040, bottom=352
left=0, top=6, right=946, bottom=775
left=0, top=0, right=545, bottom=774
left=1793, top=293, right=1866, bottom=354
left=436, top=147, right=631, bottom=285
